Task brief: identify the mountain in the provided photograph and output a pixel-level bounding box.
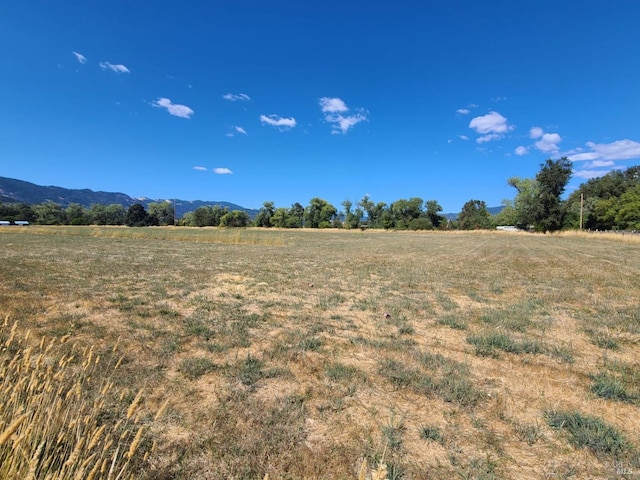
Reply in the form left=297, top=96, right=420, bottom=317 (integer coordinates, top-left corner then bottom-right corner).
left=0, top=176, right=258, bottom=218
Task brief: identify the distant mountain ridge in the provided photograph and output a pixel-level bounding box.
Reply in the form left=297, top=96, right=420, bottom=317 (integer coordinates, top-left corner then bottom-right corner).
left=0, top=176, right=503, bottom=219
left=0, top=176, right=258, bottom=218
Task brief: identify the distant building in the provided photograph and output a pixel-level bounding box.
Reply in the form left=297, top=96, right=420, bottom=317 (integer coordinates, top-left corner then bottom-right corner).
left=496, top=225, right=519, bottom=232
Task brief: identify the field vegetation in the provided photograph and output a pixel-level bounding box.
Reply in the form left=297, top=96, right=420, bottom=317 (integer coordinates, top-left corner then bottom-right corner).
left=1, top=226, right=639, bottom=479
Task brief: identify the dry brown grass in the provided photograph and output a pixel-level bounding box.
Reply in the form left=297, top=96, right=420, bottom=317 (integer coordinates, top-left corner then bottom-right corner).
left=1, top=226, right=639, bottom=478
left=0, top=318, right=163, bottom=480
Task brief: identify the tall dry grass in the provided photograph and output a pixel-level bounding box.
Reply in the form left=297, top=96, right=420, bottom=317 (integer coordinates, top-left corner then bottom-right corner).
left=0, top=317, right=164, bottom=480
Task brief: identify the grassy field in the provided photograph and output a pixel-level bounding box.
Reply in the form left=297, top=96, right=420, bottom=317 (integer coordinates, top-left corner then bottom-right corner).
left=1, top=226, right=639, bottom=479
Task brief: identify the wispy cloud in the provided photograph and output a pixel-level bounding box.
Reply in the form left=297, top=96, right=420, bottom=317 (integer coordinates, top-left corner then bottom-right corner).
left=260, top=114, right=296, bottom=129
left=72, top=51, right=87, bottom=64
left=459, top=135, right=469, bottom=141
left=515, top=146, right=529, bottom=156
left=319, top=97, right=368, bottom=134
left=99, top=61, right=130, bottom=74
left=567, top=139, right=640, bottom=162
left=214, top=167, right=233, bottom=175
left=567, top=139, right=640, bottom=179
left=456, top=108, right=470, bottom=115
left=468, top=111, right=513, bottom=143
left=226, top=126, right=248, bottom=137
left=319, top=97, right=348, bottom=113
left=223, top=93, right=250, bottom=102
left=573, top=169, right=617, bottom=179
left=193, top=166, right=207, bottom=171
left=152, top=97, right=194, bottom=119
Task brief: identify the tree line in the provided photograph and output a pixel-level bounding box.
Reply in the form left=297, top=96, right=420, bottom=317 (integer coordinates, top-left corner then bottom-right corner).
left=2, top=159, right=638, bottom=231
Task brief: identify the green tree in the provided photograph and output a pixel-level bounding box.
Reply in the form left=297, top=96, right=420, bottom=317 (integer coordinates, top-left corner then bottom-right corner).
left=458, top=199, right=492, bottom=230
left=614, top=184, right=640, bottom=230
left=269, top=208, right=289, bottom=228
left=493, top=199, right=518, bottom=226
left=341, top=200, right=363, bottom=229
left=390, top=197, right=423, bottom=229
left=535, top=157, right=572, bottom=232
left=148, top=202, right=175, bottom=226
left=508, top=177, right=542, bottom=230
left=65, top=203, right=88, bottom=225
left=358, top=195, right=375, bottom=226
left=220, top=210, right=250, bottom=227
left=254, top=202, right=275, bottom=227
left=125, top=203, right=150, bottom=227
left=190, top=205, right=228, bottom=227
left=33, top=201, right=64, bottom=225
left=425, top=200, right=445, bottom=229
left=287, top=203, right=305, bottom=228
left=304, top=198, right=337, bottom=228
left=563, top=166, right=640, bottom=230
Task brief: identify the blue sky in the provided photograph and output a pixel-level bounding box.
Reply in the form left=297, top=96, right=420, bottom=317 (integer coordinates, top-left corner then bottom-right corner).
left=2, top=1, right=640, bottom=213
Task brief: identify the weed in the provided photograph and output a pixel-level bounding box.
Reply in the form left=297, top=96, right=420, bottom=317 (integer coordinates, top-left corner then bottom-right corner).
left=437, top=314, right=468, bottom=330
left=419, top=425, right=443, bottom=443
left=513, top=421, right=542, bottom=445
left=236, top=355, right=265, bottom=387
left=585, top=328, right=619, bottom=350
left=467, top=331, right=544, bottom=357
left=325, top=362, right=358, bottom=382
left=299, top=336, right=323, bottom=351
left=179, top=356, right=217, bottom=380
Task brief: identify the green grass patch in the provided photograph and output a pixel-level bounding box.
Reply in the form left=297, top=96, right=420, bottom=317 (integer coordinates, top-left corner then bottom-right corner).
left=437, top=314, right=468, bottom=330
left=467, top=331, right=544, bottom=358
left=378, top=351, right=484, bottom=408
left=545, top=410, right=631, bottom=456
left=179, top=356, right=217, bottom=380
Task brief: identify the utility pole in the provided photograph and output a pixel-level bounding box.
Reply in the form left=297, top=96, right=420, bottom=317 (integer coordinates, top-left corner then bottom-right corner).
left=579, top=193, right=584, bottom=230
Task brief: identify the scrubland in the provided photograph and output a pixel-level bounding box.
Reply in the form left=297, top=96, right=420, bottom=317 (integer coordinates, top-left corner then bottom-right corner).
left=1, top=226, right=639, bottom=479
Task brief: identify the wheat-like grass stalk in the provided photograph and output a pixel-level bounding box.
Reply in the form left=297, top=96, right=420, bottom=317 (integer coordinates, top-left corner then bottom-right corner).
left=0, top=321, right=167, bottom=480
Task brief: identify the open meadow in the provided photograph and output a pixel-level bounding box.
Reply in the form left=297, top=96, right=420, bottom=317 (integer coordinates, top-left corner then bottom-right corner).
left=1, top=226, right=639, bottom=479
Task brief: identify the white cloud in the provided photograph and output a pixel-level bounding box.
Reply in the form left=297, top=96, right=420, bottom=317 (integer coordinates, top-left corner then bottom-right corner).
left=214, top=167, right=233, bottom=175
left=529, top=126, right=544, bottom=139
left=193, top=166, right=207, bottom=171
left=469, top=111, right=512, bottom=143
left=459, top=135, right=469, bottom=141
left=319, top=97, right=348, bottom=113
left=515, top=146, right=529, bottom=156
left=456, top=108, right=470, bottom=115
left=72, top=51, right=87, bottom=64
left=235, top=126, right=247, bottom=135
left=99, top=61, right=130, bottom=73
left=260, top=114, right=296, bottom=129
left=534, top=133, right=562, bottom=154
left=583, top=160, right=615, bottom=168
left=223, top=93, right=250, bottom=102
left=573, top=169, right=614, bottom=180
left=152, top=97, right=194, bottom=119
left=568, top=139, right=640, bottom=162
left=327, top=113, right=367, bottom=135
left=477, top=133, right=501, bottom=144
left=468, top=103, right=479, bottom=109
left=319, top=97, right=368, bottom=134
